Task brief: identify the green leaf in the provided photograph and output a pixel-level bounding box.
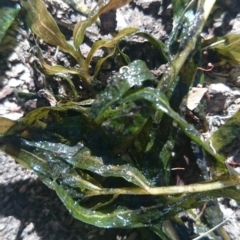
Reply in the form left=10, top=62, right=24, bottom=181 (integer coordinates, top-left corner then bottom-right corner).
left=2, top=135, right=239, bottom=228
left=167, top=0, right=198, bottom=54
left=2, top=102, right=88, bottom=137
left=0, top=57, right=237, bottom=230
left=209, top=109, right=240, bottom=155
left=159, top=0, right=216, bottom=95
left=1, top=0, right=238, bottom=236
left=0, top=1, right=20, bottom=43
left=100, top=100, right=151, bottom=147
left=120, top=87, right=226, bottom=173
left=2, top=135, right=238, bottom=229
left=203, top=33, right=240, bottom=64
left=38, top=52, right=86, bottom=77
left=90, top=60, right=157, bottom=123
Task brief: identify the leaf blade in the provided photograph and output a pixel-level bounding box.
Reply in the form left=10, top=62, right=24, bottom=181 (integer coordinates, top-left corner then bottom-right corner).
left=0, top=2, right=20, bottom=43
left=20, top=0, right=79, bottom=61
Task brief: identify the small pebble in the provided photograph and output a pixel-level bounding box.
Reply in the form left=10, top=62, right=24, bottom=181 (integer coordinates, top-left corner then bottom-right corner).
left=8, top=78, right=24, bottom=87
left=0, top=223, right=6, bottom=231
left=229, top=199, right=238, bottom=208
left=21, top=222, right=34, bottom=235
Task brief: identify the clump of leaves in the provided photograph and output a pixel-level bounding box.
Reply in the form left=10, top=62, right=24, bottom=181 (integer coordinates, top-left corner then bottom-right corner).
left=20, top=0, right=140, bottom=95
left=1, top=0, right=240, bottom=239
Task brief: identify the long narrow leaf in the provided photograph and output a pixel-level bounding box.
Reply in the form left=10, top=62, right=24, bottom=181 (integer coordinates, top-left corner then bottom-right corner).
left=203, top=33, right=240, bottom=64
left=20, top=0, right=80, bottom=62
left=0, top=1, right=20, bottom=43
left=84, top=27, right=138, bottom=73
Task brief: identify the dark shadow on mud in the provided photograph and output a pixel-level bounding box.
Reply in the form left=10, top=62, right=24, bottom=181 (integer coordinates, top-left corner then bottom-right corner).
left=0, top=178, right=147, bottom=240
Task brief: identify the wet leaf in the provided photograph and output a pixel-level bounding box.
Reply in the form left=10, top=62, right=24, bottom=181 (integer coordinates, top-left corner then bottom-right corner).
left=0, top=56, right=238, bottom=231
left=120, top=87, right=226, bottom=170
left=159, top=0, right=216, bottom=95
left=90, top=60, right=157, bottom=122
left=1, top=0, right=238, bottom=234
left=0, top=1, right=20, bottom=43
left=172, top=0, right=194, bottom=19
left=167, top=0, right=198, bottom=54
left=1, top=134, right=238, bottom=229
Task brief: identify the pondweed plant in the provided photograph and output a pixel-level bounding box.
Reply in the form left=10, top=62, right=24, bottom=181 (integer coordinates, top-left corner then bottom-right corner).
left=1, top=0, right=240, bottom=239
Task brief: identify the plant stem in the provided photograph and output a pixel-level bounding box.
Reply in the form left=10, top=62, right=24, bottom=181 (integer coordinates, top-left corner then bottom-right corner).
left=157, top=0, right=216, bottom=94
left=85, top=175, right=239, bottom=196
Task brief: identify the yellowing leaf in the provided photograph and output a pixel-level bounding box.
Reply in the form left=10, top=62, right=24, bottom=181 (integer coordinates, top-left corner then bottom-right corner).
left=84, top=27, right=138, bottom=73
left=98, top=0, right=132, bottom=16
left=91, top=0, right=132, bottom=23
left=73, top=0, right=132, bottom=49
left=20, top=0, right=79, bottom=62
left=0, top=117, right=15, bottom=134
left=38, top=52, right=87, bottom=79
left=73, top=20, right=89, bottom=49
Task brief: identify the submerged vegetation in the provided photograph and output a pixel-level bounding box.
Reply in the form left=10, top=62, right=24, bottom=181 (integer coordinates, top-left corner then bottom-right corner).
left=1, top=0, right=240, bottom=238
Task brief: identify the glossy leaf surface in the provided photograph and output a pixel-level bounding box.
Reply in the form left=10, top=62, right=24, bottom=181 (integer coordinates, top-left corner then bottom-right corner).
left=0, top=1, right=20, bottom=43
left=1, top=0, right=239, bottom=236
left=0, top=59, right=235, bottom=228
left=160, top=0, right=216, bottom=96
